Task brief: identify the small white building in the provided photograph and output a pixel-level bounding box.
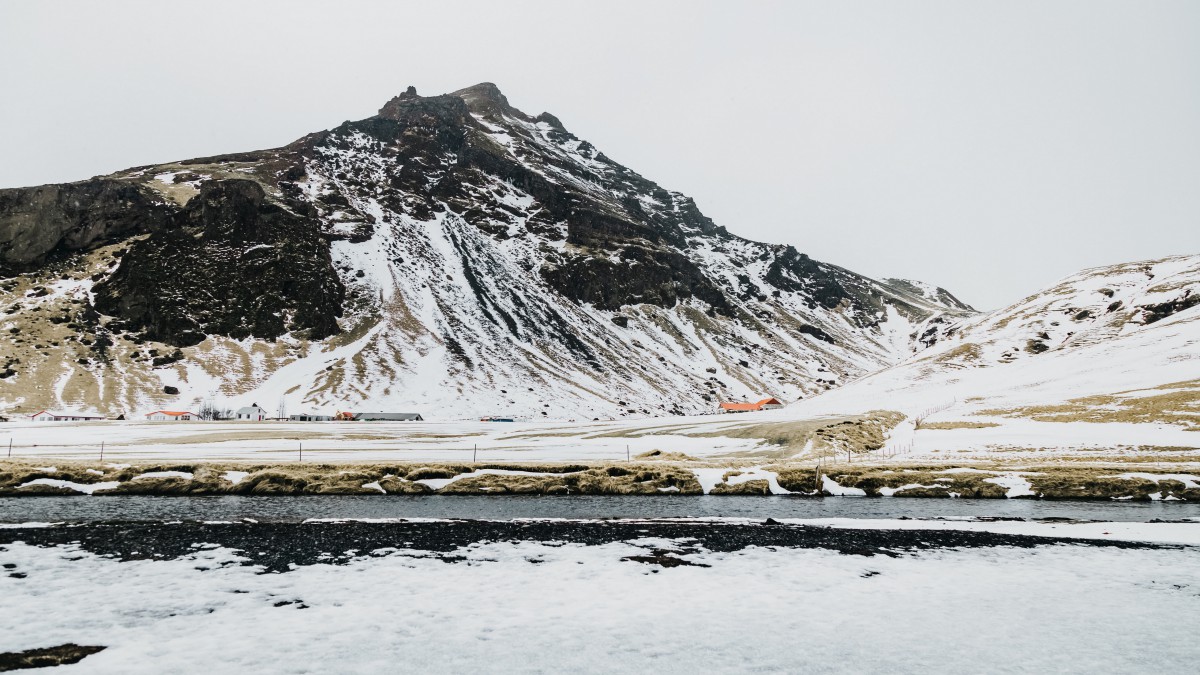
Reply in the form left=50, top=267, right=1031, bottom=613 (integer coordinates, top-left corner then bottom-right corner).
left=234, top=404, right=268, bottom=421
left=289, top=413, right=334, bottom=422
left=145, top=410, right=200, bottom=421
left=30, top=410, right=106, bottom=422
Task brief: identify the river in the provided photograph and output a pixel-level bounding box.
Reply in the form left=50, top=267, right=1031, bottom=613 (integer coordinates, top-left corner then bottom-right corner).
left=3, top=494, right=1199, bottom=523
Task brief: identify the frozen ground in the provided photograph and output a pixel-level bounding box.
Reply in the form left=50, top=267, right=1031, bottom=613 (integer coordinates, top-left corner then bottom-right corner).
left=0, top=417, right=770, bottom=463
left=4, top=409, right=1198, bottom=466
left=1, top=519, right=1198, bottom=673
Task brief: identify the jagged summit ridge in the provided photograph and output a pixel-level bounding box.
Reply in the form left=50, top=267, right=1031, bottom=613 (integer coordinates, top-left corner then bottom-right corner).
left=451, top=82, right=524, bottom=117
left=0, top=83, right=974, bottom=419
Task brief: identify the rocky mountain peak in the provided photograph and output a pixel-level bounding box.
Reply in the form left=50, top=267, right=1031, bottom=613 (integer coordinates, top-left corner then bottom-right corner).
left=451, top=82, right=524, bottom=118
left=376, top=86, right=469, bottom=123
left=534, top=111, right=568, bottom=132
left=0, top=82, right=979, bottom=419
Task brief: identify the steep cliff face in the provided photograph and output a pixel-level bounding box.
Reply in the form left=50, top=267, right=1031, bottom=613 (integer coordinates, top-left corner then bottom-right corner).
left=0, top=83, right=973, bottom=419
left=0, top=179, right=171, bottom=272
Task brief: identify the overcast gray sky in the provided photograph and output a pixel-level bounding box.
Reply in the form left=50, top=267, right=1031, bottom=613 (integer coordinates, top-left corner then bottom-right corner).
left=2, top=0, right=1197, bottom=309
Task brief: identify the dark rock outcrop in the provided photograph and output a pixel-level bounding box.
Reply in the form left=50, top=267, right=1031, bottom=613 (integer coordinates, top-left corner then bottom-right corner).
left=93, top=179, right=344, bottom=345
left=0, top=643, right=107, bottom=670
left=798, top=324, right=837, bottom=344
left=1139, top=290, right=1199, bottom=325
left=0, top=179, right=171, bottom=271
left=764, top=247, right=853, bottom=310
left=542, top=247, right=731, bottom=314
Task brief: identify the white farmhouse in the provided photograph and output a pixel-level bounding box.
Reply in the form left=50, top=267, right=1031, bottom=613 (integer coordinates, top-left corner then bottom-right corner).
left=29, top=410, right=106, bottom=422
left=234, top=404, right=268, bottom=421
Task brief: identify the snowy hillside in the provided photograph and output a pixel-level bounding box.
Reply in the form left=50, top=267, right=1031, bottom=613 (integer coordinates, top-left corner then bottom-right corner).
left=791, top=254, right=1200, bottom=456
left=0, top=83, right=972, bottom=420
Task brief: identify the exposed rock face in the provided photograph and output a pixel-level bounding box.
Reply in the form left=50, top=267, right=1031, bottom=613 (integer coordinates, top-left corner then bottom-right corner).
left=0, top=82, right=976, bottom=418
left=882, top=278, right=975, bottom=313
left=0, top=179, right=170, bottom=271
left=540, top=247, right=732, bottom=314
left=1139, top=289, right=1199, bottom=325
left=93, top=179, right=344, bottom=345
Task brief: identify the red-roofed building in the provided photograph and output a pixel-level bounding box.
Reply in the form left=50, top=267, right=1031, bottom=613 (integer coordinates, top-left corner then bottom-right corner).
left=145, top=410, right=201, bottom=421
left=719, top=402, right=761, bottom=413
left=718, top=397, right=785, bottom=413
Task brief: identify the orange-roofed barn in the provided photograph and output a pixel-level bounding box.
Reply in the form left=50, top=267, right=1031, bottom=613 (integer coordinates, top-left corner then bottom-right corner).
left=718, top=397, right=785, bottom=413
left=145, top=410, right=201, bottom=421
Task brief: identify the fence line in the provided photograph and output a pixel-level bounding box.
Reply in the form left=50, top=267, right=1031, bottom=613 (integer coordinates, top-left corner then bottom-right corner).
left=0, top=441, right=652, bottom=464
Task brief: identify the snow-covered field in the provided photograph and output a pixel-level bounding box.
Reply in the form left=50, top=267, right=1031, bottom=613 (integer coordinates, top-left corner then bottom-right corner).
left=0, top=416, right=770, bottom=462
left=3, top=409, right=1197, bottom=467
left=2, top=522, right=1198, bottom=673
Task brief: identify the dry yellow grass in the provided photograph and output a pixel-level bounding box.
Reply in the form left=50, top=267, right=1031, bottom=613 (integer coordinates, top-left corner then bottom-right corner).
left=3, top=458, right=1196, bottom=499
left=771, top=464, right=1200, bottom=500
left=691, top=419, right=827, bottom=454
left=0, top=459, right=705, bottom=496
left=917, top=421, right=1001, bottom=430
left=813, top=410, right=905, bottom=456
left=982, top=379, right=1200, bottom=429
left=688, top=410, right=905, bottom=461
left=932, top=343, right=982, bottom=364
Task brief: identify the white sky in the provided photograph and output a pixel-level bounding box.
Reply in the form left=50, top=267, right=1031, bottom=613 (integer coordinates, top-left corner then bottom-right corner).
left=1, top=0, right=1197, bottom=309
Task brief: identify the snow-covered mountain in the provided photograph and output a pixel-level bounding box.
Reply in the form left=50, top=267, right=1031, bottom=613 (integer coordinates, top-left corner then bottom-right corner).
left=792, top=254, right=1200, bottom=427
left=0, top=83, right=973, bottom=419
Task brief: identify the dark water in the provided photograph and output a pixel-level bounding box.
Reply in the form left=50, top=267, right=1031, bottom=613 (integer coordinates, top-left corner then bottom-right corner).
left=2, top=495, right=1199, bottom=523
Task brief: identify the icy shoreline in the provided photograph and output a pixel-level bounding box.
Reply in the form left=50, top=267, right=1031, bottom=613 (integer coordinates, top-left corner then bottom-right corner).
left=1, top=518, right=1194, bottom=570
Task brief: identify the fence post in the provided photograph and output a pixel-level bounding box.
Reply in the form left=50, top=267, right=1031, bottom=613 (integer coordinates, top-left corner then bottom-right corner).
left=299, top=442, right=303, bottom=462
left=100, top=441, right=104, bottom=463
left=6, top=437, right=11, bottom=458
left=473, top=444, right=477, bottom=463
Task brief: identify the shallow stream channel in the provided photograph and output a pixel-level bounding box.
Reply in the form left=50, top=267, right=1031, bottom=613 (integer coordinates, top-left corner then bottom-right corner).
left=4, top=494, right=1200, bottom=524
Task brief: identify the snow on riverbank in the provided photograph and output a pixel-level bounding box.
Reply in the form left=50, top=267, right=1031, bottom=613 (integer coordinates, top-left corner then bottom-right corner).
left=16, top=478, right=120, bottom=495
left=690, top=467, right=792, bottom=494
left=1, top=535, right=1197, bottom=673
left=414, top=468, right=578, bottom=490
